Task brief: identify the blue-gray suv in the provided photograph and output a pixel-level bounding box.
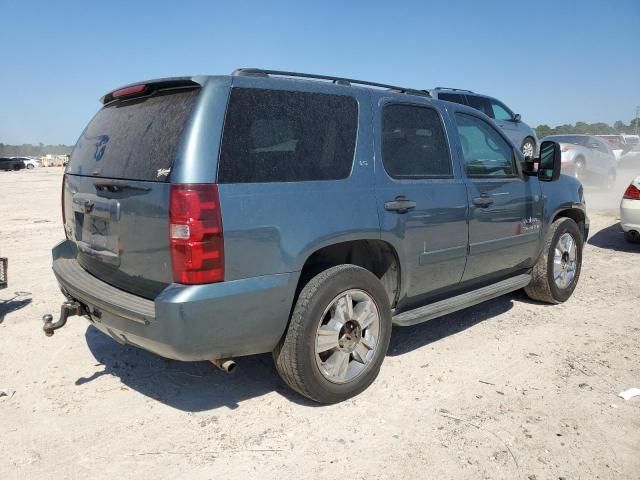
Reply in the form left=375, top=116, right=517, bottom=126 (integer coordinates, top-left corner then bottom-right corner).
left=45, top=69, right=588, bottom=404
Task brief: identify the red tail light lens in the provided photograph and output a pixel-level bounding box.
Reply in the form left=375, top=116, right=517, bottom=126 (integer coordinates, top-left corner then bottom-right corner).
left=623, top=184, right=640, bottom=200
left=169, top=184, right=224, bottom=284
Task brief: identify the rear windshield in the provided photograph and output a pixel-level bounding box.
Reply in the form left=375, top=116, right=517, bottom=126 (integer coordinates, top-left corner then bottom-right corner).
left=67, top=88, right=199, bottom=181
left=218, top=88, right=358, bottom=183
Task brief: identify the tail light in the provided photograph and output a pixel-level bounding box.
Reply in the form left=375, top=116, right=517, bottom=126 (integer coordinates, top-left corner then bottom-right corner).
left=169, top=184, right=224, bottom=284
left=61, top=173, right=68, bottom=238
left=623, top=184, right=640, bottom=200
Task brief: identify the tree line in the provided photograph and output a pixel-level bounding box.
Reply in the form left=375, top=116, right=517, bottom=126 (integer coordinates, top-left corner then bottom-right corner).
left=0, top=143, right=73, bottom=157
left=535, top=118, right=640, bottom=138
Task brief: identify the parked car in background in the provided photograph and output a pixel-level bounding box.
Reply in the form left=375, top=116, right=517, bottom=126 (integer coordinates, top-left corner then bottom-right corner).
left=542, top=135, right=617, bottom=189
left=430, top=87, right=538, bottom=157
left=0, top=157, right=26, bottom=171
left=622, top=134, right=640, bottom=147
left=620, top=176, right=640, bottom=243
left=596, top=135, right=626, bottom=164
left=44, top=69, right=587, bottom=404
left=11, top=157, right=40, bottom=169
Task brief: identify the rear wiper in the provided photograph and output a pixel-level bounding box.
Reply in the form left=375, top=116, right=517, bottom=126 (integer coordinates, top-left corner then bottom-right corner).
left=94, top=181, right=151, bottom=193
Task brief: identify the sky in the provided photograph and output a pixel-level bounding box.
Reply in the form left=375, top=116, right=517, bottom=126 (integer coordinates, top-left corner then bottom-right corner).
left=0, top=0, right=638, bottom=145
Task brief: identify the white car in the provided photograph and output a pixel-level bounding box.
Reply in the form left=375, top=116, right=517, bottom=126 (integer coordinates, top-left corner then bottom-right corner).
left=621, top=176, right=640, bottom=243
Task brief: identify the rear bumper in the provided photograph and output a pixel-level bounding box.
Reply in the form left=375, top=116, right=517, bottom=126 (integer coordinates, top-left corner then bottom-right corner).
left=620, top=199, right=640, bottom=232
left=52, top=240, right=297, bottom=361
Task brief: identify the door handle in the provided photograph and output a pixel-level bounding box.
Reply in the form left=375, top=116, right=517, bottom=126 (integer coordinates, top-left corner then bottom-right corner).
left=384, top=196, right=416, bottom=214
left=472, top=194, right=494, bottom=208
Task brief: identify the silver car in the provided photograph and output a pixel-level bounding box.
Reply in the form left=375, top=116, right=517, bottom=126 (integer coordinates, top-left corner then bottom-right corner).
left=542, top=135, right=617, bottom=189
left=430, top=87, right=538, bottom=157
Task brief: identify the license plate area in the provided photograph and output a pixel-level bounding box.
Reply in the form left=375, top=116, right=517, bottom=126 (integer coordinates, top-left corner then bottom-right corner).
left=72, top=194, right=121, bottom=265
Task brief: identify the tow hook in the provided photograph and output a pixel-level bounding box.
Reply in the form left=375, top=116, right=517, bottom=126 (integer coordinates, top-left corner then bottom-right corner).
left=42, top=301, right=84, bottom=337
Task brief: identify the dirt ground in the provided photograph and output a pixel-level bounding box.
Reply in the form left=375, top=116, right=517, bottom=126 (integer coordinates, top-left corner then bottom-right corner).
left=1, top=167, right=638, bottom=479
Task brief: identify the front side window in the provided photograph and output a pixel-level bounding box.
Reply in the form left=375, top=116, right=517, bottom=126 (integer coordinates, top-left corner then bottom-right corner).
left=454, top=113, right=516, bottom=177
left=490, top=99, right=514, bottom=121
left=218, top=88, right=358, bottom=183
left=382, top=104, right=452, bottom=179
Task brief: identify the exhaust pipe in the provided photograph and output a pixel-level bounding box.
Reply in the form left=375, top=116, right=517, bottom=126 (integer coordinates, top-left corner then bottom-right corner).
left=210, top=358, right=237, bottom=374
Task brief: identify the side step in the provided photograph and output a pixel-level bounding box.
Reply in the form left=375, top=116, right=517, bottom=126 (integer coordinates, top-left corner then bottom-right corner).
left=392, top=274, right=531, bottom=327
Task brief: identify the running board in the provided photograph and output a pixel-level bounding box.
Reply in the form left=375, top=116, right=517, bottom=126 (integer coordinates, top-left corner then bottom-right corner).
left=392, top=274, right=531, bottom=327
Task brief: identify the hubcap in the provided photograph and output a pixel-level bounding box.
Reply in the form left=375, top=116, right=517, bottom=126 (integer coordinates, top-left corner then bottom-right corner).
left=553, top=233, right=578, bottom=289
left=522, top=142, right=534, bottom=158
left=314, top=289, right=380, bottom=384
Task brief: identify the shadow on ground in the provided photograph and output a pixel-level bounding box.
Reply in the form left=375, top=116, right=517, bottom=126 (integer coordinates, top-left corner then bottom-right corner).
left=0, top=295, right=32, bottom=324
left=78, top=291, right=528, bottom=411
left=588, top=222, right=640, bottom=253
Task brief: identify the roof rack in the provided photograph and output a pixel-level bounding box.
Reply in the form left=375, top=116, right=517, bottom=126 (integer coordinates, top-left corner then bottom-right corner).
left=433, top=86, right=474, bottom=93
left=232, top=68, right=431, bottom=98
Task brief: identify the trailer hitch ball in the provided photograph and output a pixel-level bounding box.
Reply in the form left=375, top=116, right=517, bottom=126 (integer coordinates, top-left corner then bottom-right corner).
left=43, top=301, right=83, bottom=337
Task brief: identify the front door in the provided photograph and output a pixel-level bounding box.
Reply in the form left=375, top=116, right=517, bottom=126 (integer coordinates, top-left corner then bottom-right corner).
left=375, top=101, right=469, bottom=305
left=452, top=111, right=543, bottom=282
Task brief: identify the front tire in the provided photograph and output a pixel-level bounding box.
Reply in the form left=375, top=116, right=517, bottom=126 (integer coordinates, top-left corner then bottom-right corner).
left=574, top=157, right=586, bottom=182
left=624, top=230, right=640, bottom=244
left=525, top=217, right=583, bottom=304
left=27, top=164, right=34, bottom=170
left=274, top=265, right=392, bottom=404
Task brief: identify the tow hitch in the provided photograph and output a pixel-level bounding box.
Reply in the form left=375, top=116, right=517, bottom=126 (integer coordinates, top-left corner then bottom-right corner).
left=42, top=301, right=84, bottom=337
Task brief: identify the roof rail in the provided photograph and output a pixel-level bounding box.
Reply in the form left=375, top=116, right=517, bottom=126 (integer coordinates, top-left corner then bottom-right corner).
left=433, top=86, right=474, bottom=93
left=232, top=68, right=431, bottom=98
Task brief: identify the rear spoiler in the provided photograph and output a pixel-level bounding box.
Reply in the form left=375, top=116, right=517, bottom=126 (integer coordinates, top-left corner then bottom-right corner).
left=101, top=78, right=201, bottom=105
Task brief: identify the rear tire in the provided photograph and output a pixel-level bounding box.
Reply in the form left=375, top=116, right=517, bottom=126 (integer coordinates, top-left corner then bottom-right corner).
left=525, top=217, right=582, bottom=304
left=521, top=138, right=535, bottom=158
left=273, top=265, right=392, bottom=404
left=624, top=230, right=640, bottom=244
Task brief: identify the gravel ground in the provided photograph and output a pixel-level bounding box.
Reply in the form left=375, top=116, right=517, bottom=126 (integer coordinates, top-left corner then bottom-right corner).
left=1, top=167, right=639, bottom=479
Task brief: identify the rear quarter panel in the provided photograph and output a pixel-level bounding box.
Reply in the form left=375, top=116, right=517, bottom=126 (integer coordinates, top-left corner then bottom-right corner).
left=211, top=81, right=380, bottom=281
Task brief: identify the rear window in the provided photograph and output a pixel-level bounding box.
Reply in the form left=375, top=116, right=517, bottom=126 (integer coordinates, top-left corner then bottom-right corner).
left=67, top=88, right=199, bottom=181
left=218, top=88, right=358, bottom=183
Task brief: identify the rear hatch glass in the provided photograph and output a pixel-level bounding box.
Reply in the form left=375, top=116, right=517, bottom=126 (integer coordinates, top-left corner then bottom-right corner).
left=68, top=88, right=199, bottom=181
left=63, top=87, right=200, bottom=299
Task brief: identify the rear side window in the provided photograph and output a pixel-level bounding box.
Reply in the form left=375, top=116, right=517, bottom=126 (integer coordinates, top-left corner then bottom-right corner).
left=438, top=93, right=466, bottom=105
left=382, top=104, right=452, bottom=179
left=218, top=88, right=358, bottom=183
left=465, top=95, right=494, bottom=118
left=68, top=88, right=199, bottom=181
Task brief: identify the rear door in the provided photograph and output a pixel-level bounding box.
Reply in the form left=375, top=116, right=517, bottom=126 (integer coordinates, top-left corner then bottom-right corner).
left=452, top=111, right=542, bottom=282
left=64, top=86, right=201, bottom=299
left=375, top=100, right=468, bottom=305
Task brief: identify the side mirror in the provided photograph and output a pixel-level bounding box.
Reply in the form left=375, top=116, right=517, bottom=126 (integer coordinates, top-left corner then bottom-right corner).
left=538, top=140, right=561, bottom=182
left=513, top=113, right=521, bottom=122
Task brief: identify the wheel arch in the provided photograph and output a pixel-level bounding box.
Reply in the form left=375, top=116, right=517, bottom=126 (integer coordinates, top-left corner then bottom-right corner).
left=552, top=208, right=587, bottom=241
left=295, top=239, right=401, bottom=308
